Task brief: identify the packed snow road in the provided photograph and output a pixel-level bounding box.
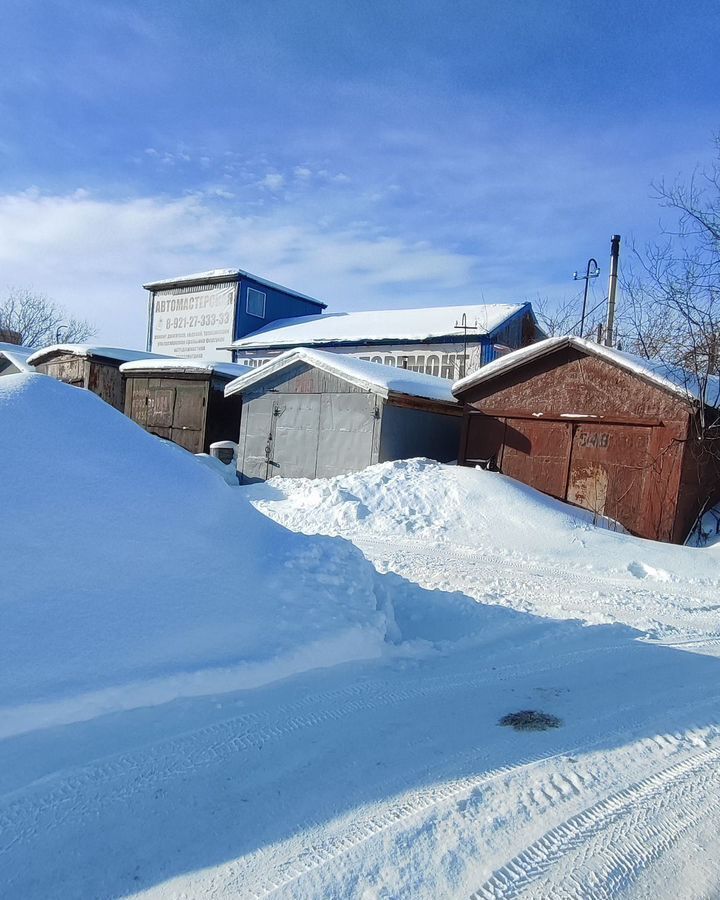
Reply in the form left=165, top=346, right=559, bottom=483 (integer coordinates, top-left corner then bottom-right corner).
left=3, top=540, right=720, bottom=897
left=2, top=615, right=720, bottom=899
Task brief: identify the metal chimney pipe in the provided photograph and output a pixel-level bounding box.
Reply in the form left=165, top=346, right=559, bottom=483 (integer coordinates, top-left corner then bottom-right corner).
left=605, top=234, right=621, bottom=347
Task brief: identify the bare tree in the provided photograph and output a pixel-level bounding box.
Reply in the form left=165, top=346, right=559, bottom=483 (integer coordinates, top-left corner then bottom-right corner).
left=619, top=140, right=720, bottom=409
left=0, top=288, right=95, bottom=348
left=618, top=141, right=720, bottom=541
left=533, top=291, right=607, bottom=340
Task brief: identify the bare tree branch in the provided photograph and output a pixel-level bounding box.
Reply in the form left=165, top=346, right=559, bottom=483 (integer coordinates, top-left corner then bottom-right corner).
left=0, top=288, right=96, bottom=348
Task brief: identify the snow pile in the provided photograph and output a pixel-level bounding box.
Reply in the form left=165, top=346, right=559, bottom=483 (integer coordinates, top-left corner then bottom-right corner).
left=244, top=458, right=720, bottom=581
left=0, top=374, right=390, bottom=737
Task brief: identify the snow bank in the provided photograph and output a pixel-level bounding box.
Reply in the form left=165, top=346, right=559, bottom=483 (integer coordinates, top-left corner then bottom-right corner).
left=0, top=374, right=389, bottom=737
left=244, top=458, right=720, bottom=581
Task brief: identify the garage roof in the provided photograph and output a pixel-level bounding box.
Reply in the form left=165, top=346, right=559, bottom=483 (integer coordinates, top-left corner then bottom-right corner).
left=452, top=335, right=720, bottom=408
left=27, top=344, right=171, bottom=367
left=224, top=348, right=458, bottom=404
left=227, top=303, right=530, bottom=350
left=0, top=342, right=36, bottom=373
left=120, top=357, right=252, bottom=379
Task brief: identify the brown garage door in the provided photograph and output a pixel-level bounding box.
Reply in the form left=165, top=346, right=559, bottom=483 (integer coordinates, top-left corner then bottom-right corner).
left=144, top=381, right=206, bottom=454
left=501, top=418, right=573, bottom=501
left=567, top=422, right=651, bottom=533
left=465, top=414, right=572, bottom=501
left=466, top=414, right=654, bottom=534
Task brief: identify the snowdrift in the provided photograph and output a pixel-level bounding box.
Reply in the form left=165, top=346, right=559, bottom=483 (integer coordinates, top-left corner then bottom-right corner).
left=0, top=374, right=389, bottom=737
left=245, top=458, right=720, bottom=581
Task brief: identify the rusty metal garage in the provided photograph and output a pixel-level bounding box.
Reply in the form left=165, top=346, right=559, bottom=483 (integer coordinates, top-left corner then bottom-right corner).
left=26, top=345, right=164, bottom=411
left=453, top=336, right=720, bottom=543
left=225, top=348, right=462, bottom=483
left=120, top=358, right=249, bottom=454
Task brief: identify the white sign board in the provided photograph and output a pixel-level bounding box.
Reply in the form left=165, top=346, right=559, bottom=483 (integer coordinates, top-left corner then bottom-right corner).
left=149, top=283, right=236, bottom=360
left=237, top=342, right=483, bottom=379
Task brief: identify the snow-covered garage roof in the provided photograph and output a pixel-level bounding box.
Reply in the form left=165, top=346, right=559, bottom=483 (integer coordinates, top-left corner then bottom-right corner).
left=120, top=357, right=252, bottom=380
left=0, top=342, right=36, bottom=373
left=27, top=345, right=171, bottom=367
left=227, top=303, right=530, bottom=351
left=452, top=335, right=720, bottom=408
left=225, top=347, right=458, bottom=404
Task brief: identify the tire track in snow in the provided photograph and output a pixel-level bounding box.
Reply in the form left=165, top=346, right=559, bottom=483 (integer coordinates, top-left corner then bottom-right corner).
left=470, top=743, right=720, bottom=900
left=232, top=703, right=720, bottom=899
left=355, top=536, right=720, bottom=602
left=356, top=538, right=720, bottom=638
left=356, top=536, right=720, bottom=605
left=0, top=640, right=631, bottom=852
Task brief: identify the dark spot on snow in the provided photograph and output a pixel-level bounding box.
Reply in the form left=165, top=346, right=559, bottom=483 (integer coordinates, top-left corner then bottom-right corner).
left=498, top=710, right=562, bottom=731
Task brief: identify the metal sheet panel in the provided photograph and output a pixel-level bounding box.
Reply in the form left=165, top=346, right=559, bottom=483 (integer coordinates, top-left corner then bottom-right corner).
left=271, top=394, right=322, bottom=479
left=568, top=423, right=651, bottom=532
left=500, top=418, right=572, bottom=500
left=238, top=394, right=279, bottom=482
left=464, top=414, right=507, bottom=469
left=316, top=393, right=377, bottom=478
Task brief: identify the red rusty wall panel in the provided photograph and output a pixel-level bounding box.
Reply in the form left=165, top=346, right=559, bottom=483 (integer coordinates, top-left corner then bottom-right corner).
left=461, top=347, right=689, bottom=424
left=500, top=418, right=572, bottom=500
left=567, top=423, right=652, bottom=533
left=464, top=414, right=506, bottom=467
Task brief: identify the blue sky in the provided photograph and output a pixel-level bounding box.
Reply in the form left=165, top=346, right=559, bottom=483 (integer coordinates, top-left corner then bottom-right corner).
left=1, top=0, right=719, bottom=346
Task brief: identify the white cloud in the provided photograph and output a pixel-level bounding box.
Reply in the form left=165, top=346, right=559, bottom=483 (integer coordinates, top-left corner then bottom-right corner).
left=259, top=172, right=285, bottom=191
left=0, top=189, right=488, bottom=348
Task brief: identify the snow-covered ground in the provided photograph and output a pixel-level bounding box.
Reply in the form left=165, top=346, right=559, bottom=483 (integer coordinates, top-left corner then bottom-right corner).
left=2, top=381, right=720, bottom=899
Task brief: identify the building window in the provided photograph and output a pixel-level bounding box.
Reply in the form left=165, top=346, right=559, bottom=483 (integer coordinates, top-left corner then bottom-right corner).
left=246, top=287, right=266, bottom=318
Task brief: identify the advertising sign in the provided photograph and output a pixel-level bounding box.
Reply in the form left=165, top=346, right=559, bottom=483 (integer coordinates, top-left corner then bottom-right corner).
left=237, top=342, right=483, bottom=379
left=149, top=283, right=237, bottom=360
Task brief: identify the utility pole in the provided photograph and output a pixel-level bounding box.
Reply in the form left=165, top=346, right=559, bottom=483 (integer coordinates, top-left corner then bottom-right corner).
left=454, top=313, right=478, bottom=378
left=572, top=258, right=600, bottom=337
left=604, top=234, right=621, bottom=347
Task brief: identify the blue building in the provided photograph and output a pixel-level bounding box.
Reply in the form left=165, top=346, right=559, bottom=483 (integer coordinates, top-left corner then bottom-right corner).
left=225, top=302, right=543, bottom=379
left=144, top=268, right=326, bottom=360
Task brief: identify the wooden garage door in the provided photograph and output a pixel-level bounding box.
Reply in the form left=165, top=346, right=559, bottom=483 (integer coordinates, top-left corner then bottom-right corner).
left=567, top=423, right=651, bottom=533
left=144, top=382, right=206, bottom=454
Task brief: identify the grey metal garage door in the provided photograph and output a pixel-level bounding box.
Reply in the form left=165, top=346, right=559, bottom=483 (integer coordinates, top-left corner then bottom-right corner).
left=240, top=392, right=379, bottom=481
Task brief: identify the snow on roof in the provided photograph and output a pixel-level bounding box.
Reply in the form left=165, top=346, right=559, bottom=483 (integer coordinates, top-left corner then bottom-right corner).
left=225, top=348, right=458, bottom=404
left=120, top=357, right=252, bottom=379
left=0, top=342, right=36, bottom=372
left=452, top=335, right=720, bottom=408
left=227, top=303, right=529, bottom=350
left=27, top=344, right=172, bottom=366
left=142, top=268, right=326, bottom=307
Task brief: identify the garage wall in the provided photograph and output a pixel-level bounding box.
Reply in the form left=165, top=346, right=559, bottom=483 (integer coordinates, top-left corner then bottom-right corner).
left=38, top=355, right=125, bottom=410
left=379, top=403, right=461, bottom=464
